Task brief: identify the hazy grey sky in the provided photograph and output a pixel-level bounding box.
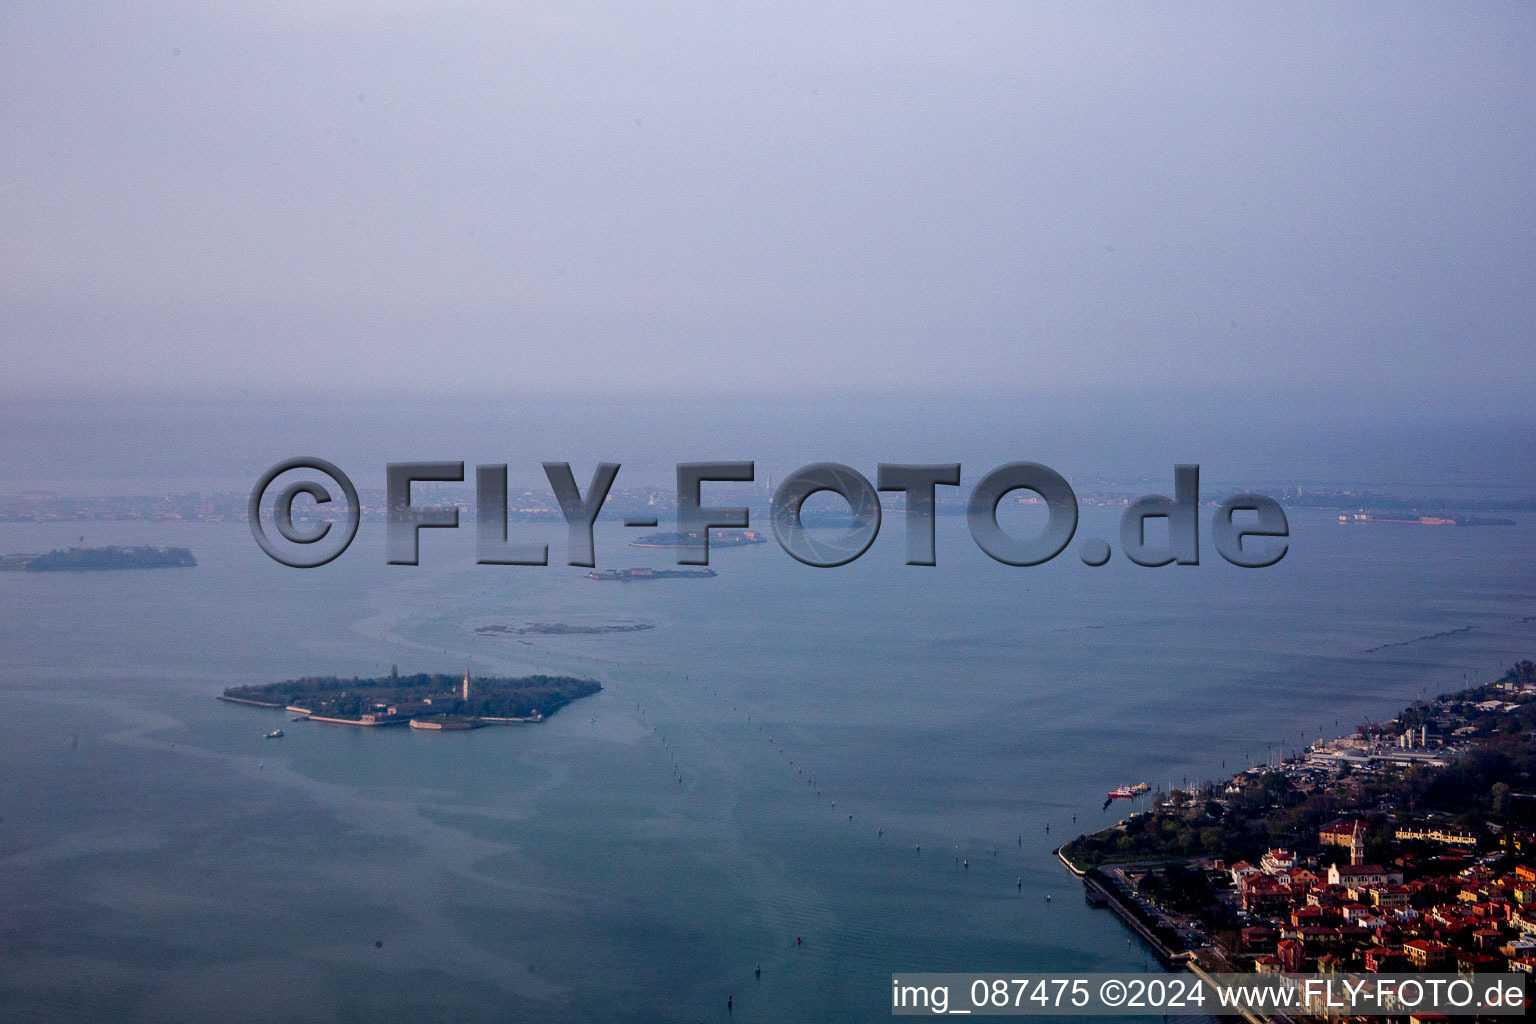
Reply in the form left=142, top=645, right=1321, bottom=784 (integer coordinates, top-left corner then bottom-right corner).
left=3, top=2, right=1533, bottom=404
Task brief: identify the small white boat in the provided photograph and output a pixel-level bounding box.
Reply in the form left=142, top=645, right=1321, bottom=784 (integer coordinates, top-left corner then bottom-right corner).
left=264, top=728, right=284, bottom=739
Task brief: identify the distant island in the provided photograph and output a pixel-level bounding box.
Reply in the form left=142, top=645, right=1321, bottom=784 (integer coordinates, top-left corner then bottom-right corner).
left=1337, top=512, right=1516, bottom=527
left=220, top=668, right=600, bottom=729
left=585, top=567, right=716, bottom=581
left=475, top=621, right=656, bottom=635
left=629, top=529, right=765, bottom=549
left=0, top=545, right=197, bottom=572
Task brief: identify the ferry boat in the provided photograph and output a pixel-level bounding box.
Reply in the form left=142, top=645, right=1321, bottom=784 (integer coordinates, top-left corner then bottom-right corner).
left=1107, top=782, right=1149, bottom=799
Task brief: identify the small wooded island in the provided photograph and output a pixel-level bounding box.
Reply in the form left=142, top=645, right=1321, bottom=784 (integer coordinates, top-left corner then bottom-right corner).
left=221, top=668, right=600, bottom=730
left=0, top=545, right=196, bottom=572
left=629, top=528, right=765, bottom=548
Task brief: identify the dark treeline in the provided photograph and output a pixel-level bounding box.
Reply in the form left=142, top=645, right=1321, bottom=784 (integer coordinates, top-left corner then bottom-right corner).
left=11, top=545, right=197, bottom=571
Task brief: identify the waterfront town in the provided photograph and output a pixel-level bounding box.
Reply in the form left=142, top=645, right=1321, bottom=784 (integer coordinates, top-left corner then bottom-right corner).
left=1062, top=660, right=1536, bottom=987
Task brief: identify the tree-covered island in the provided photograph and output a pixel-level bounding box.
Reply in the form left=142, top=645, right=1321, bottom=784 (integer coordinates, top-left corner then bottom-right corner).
left=0, top=545, right=196, bottom=571
left=221, top=668, right=600, bottom=728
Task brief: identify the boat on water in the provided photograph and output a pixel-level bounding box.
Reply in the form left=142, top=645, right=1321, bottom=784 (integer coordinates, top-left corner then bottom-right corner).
left=1107, top=782, right=1150, bottom=799
left=264, top=729, right=284, bottom=739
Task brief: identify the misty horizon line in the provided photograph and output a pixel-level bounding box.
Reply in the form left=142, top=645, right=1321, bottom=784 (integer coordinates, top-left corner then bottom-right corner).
left=3, top=382, right=1533, bottom=420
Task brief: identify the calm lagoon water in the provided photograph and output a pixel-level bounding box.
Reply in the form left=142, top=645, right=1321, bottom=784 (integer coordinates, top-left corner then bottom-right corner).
left=1, top=510, right=1532, bottom=1022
